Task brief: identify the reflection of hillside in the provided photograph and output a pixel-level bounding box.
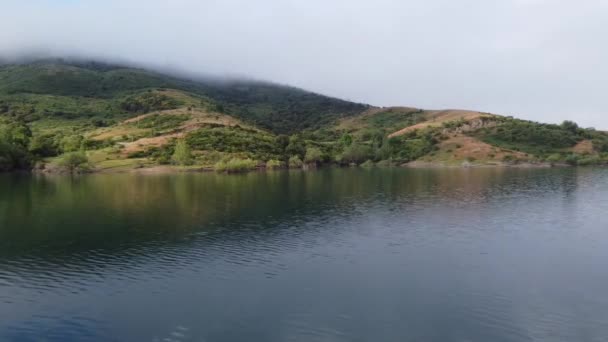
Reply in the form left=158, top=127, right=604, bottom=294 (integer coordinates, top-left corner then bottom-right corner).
left=0, top=168, right=580, bottom=259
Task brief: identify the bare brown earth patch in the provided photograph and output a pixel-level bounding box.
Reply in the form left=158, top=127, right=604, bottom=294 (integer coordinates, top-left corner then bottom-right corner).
left=571, top=140, right=594, bottom=154
left=416, top=134, right=529, bottom=165
left=388, top=110, right=494, bottom=138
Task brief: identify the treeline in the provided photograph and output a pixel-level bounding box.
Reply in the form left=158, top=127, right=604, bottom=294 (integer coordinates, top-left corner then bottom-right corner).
left=476, top=118, right=608, bottom=157
left=0, top=117, right=104, bottom=171
left=134, top=124, right=443, bottom=172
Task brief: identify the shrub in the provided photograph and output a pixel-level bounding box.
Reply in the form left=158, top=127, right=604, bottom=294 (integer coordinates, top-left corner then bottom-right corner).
left=502, top=155, right=516, bottom=163
left=545, top=153, right=563, bottom=163
left=59, top=152, right=89, bottom=173
left=304, top=147, right=323, bottom=164
left=285, top=135, right=306, bottom=159
left=120, top=92, right=181, bottom=114
left=578, top=156, right=601, bottom=166
left=266, top=159, right=283, bottom=169
left=288, top=155, right=303, bottom=169
left=376, top=160, right=394, bottom=168
left=29, top=134, right=59, bottom=157
left=60, top=135, right=84, bottom=153
left=565, top=154, right=580, bottom=166
left=214, top=158, right=258, bottom=173
left=341, top=143, right=373, bottom=165
left=172, top=139, right=193, bottom=166
left=360, top=160, right=375, bottom=168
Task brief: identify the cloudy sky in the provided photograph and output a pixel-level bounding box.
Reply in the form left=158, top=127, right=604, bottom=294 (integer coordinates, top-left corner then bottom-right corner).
left=1, top=0, right=607, bottom=127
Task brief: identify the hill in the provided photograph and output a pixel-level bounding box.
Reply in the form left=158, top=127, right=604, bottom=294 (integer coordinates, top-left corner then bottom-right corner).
left=0, top=59, right=368, bottom=133
left=1, top=59, right=607, bottom=173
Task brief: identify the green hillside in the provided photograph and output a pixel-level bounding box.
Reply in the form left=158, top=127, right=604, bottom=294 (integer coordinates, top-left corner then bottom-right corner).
left=0, top=59, right=368, bottom=133
left=1, top=59, right=607, bottom=173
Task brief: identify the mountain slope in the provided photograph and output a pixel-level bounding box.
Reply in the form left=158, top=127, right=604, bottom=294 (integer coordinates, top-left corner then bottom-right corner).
left=0, top=60, right=369, bottom=133
left=1, top=59, right=608, bottom=173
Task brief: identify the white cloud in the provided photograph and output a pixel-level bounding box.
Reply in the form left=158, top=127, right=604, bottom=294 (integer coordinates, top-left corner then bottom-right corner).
left=1, top=0, right=607, bottom=128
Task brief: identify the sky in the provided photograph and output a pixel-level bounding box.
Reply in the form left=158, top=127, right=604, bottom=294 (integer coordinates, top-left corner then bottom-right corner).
left=1, top=0, right=607, bottom=128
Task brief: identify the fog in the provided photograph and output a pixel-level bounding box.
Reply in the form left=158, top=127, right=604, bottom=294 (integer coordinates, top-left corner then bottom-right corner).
left=1, top=0, right=607, bottom=128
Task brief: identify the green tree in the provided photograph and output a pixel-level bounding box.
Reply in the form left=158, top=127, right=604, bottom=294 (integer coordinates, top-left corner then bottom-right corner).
left=304, top=147, right=323, bottom=164
left=340, top=133, right=353, bottom=147
left=0, top=119, right=32, bottom=171
left=60, top=135, right=84, bottom=153
left=561, top=120, right=579, bottom=134
left=59, top=152, right=89, bottom=173
left=285, top=135, right=306, bottom=158
left=375, top=138, right=393, bottom=161
left=342, top=143, right=373, bottom=164
left=29, top=134, right=59, bottom=157
left=276, top=134, right=290, bottom=154
left=172, top=139, right=193, bottom=166
left=288, top=155, right=303, bottom=168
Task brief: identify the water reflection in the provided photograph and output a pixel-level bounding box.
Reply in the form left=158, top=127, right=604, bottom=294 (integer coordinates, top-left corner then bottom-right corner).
left=1, top=168, right=607, bottom=341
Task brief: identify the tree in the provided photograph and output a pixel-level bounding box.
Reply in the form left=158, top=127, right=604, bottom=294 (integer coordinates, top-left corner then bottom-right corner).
left=340, top=133, right=353, bottom=147
left=561, top=120, right=579, bottom=134
left=342, top=143, right=373, bottom=165
left=276, top=134, right=290, bottom=153
left=375, top=138, right=393, bottom=161
left=304, top=147, right=323, bottom=164
left=288, top=155, right=303, bottom=168
left=172, top=139, right=193, bottom=166
left=0, top=119, right=32, bottom=171
left=285, top=135, right=306, bottom=158
left=60, top=135, right=84, bottom=153
left=59, top=152, right=89, bottom=173
left=29, top=134, right=59, bottom=157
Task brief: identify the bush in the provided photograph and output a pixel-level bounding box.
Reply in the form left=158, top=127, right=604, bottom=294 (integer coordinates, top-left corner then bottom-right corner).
left=360, top=160, right=375, bottom=168
left=60, top=135, right=84, bottom=153
left=120, top=92, right=181, bottom=114
left=285, top=135, right=306, bottom=159
left=59, top=152, right=89, bottom=173
left=266, top=159, right=283, bottom=169
left=29, top=134, right=59, bottom=157
left=304, top=147, right=323, bottom=164
left=502, top=155, right=516, bottom=163
left=187, top=126, right=281, bottom=161
left=376, top=160, right=394, bottom=168
left=578, top=156, right=601, bottom=166
left=214, top=158, right=258, bottom=173
left=545, top=153, right=563, bottom=163
left=565, top=154, right=580, bottom=166
left=172, top=139, right=193, bottom=166
left=288, top=155, right=303, bottom=169
left=341, top=143, right=373, bottom=165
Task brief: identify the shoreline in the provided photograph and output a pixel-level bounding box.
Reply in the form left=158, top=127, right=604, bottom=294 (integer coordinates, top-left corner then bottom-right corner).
left=22, top=160, right=581, bottom=175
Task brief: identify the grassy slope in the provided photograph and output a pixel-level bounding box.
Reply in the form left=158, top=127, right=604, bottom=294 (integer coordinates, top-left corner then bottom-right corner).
left=323, top=108, right=608, bottom=166
left=0, top=60, right=369, bottom=133
left=1, top=59, right=608, bottom=172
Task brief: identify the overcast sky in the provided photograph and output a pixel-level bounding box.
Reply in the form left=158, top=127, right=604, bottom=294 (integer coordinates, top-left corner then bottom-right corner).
left=1, top=0, right=607, bottom=128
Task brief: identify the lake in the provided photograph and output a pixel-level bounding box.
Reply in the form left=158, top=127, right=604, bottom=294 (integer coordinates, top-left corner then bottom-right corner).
left=1, top=168, right=608, bottom=342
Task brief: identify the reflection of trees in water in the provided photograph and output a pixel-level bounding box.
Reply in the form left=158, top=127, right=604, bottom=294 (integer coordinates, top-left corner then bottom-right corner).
left=0, top=168, right=587, bottom=259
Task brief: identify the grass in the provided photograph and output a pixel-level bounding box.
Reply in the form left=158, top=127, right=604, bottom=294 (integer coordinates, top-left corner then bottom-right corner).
left=95, top=158, right=148, bottom=171
left=1, top=60, right=368, bottom=134
left=186, top=125, right=281, bottom=160
left=214, top=158, right=259, bottom=173
left=4, top=59, right=608, bottom=173
left=129, top=113, right=190, bottom=131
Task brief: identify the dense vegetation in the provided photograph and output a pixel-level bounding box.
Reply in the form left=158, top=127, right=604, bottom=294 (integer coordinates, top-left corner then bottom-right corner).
left=1, top=59, right=608, bottom=173
left=0, top=60, right=368, bottom=133
left=186, top=125, right=281, bottom=160
left=474, top=118, right=608, bottom=162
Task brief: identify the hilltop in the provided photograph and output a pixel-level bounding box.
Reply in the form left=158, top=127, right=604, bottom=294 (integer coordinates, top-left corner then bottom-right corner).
left=1, top=59, right=607, bottom=173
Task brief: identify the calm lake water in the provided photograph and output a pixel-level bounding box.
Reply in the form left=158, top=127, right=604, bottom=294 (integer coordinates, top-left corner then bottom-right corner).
left=1, top=168, right=608, bottom=342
